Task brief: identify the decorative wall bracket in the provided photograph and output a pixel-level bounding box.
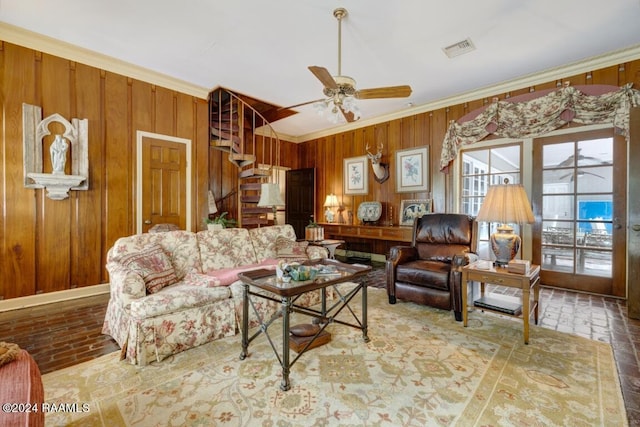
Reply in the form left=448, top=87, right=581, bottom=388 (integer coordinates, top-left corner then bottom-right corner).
left=23, top=103, right=88, bottom=200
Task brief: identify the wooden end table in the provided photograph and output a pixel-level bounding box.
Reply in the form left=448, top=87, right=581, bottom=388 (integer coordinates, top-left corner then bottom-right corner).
left=238, top=259, right=371, bottom=391
left=308, top=239, right=345, bottom=259
left=461, top=262, right=541, bottom=344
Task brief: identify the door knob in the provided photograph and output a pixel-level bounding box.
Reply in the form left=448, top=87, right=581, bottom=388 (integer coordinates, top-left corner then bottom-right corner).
left=632, top=224, right=640, bottom=232
left=144, top=220, right=152, bottom=225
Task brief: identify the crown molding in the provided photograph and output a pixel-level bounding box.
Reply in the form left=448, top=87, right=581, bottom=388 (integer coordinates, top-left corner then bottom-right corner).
left=287, top=43, right=640, bottom=143
left=0, top=22, right=210, bottom=99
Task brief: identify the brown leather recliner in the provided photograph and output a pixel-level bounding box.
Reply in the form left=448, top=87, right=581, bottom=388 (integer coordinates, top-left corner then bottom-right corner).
left=386, top=213, right=477, bottom=321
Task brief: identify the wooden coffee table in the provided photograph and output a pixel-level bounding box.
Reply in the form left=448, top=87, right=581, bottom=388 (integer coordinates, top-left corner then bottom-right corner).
left=238, top=258, right=371, bottom=391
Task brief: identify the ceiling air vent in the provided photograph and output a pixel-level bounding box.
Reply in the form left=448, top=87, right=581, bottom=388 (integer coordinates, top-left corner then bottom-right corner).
left=442, top=38, right=476, bottom=58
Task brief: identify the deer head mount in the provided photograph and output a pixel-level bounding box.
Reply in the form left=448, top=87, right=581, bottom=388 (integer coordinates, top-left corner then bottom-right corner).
left=366, top=142, right=390, bottom=184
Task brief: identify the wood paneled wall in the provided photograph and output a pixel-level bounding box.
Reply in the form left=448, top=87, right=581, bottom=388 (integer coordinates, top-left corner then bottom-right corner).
left=0, top=41, right=217, bottom=299
left=299, top=61, right=640, bottom=232
left=1, top=37, right=639, bottom=301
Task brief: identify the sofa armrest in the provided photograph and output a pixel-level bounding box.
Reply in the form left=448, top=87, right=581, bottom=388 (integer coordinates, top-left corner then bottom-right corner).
left=306, top=245, right=329, bottom=260
left=106, top=262, right=146, bottom=307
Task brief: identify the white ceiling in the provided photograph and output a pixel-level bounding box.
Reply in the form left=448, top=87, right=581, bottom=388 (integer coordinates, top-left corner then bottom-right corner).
left=2, top=0, right=640, bottom=141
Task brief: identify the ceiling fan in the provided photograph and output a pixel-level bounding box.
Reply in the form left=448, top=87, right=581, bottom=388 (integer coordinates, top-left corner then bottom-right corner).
left=285, top=8, right=412, bottom=123
left=558, top=170, right=605, bottom=181
left=555, top=148, right=606, bottom=168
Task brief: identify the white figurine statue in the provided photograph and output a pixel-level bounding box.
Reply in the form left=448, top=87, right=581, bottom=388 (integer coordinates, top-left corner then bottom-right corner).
left=50, top=134, right=68, bottom=174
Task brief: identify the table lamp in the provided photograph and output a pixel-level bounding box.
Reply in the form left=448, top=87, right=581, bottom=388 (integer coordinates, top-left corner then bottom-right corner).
left=323, top=194, right=339, bottom=223
left=257, top=183, right=285, bottom=225
left=475, top=178, right=535, bottom=266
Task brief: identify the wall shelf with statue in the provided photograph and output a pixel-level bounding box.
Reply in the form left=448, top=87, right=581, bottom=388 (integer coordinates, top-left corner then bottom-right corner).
left=22, top=104, right=88, bottom=200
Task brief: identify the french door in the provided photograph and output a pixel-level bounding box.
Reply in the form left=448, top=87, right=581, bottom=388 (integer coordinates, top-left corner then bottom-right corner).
left=532, top=128, right=627, bottom=297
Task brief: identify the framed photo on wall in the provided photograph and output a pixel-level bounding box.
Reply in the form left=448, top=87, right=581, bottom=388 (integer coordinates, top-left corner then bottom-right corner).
left=395, top=146, right=429, bottom=193
left=344, top=156, right=368, bottom=195
left=399, top=199, right=432, bottom=226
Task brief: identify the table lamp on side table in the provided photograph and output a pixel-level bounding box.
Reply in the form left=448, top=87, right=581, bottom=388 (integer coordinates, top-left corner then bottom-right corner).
left=476, top=178, right=535, bottom=267
left=324, top=194, right=339, bottom=223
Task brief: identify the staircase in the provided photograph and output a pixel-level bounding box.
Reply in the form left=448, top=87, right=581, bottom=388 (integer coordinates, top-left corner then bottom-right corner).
left=209, top=88, right=282, bottom=228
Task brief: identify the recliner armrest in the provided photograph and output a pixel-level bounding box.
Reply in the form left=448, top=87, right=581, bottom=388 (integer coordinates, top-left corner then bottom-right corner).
left=387, top=245, right=418, bottom=267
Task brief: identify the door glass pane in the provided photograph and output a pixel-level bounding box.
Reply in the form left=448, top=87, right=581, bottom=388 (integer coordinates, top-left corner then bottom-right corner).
left=541, top=137, right=613, bottom=278
left=577, top=138, right=613, bottom=166
left=543, top=143, right=575, bottom=168
left=542, top=195, right=575, bottom=221
left=575, top=167, right=612, bottom=193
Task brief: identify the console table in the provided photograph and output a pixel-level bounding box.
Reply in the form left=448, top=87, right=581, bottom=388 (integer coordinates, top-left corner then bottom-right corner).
left=320, top=223, right=412, bottom=242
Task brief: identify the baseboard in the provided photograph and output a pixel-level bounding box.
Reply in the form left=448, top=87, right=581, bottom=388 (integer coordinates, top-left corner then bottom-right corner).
left=0, top=284, right=110, bottom=313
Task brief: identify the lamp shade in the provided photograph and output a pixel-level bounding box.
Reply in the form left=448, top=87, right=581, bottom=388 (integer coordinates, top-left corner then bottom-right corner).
left=476, top=181, right=534, bottom=225
left=257, top=183, right=285, bottom=207
left=323, top=194, right=339, bottom=208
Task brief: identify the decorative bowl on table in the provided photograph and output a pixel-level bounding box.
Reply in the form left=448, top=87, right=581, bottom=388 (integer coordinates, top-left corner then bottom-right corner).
left=288, top=265, right=318, bottom=281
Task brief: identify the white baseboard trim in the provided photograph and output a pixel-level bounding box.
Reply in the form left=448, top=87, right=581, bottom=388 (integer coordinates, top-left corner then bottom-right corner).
left=0, top=284, right=110, bottom=313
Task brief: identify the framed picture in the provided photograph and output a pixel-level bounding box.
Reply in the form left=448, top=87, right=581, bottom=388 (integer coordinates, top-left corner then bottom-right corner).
left=400, top=199, right=432, bottom=226
left=395, top=146, right=429, bottom=193
left=344, top=156, right=368, bottom=195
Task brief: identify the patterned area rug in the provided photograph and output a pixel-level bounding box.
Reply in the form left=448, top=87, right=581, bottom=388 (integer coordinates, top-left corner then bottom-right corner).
left=42, top=288, right=627, bottom=426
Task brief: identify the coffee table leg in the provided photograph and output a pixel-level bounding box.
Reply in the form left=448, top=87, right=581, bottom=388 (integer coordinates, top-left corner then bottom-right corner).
left=240, top=283, right=249, bottom=360
left=362, top=283, right=370, bottom=342
left=281, top=296, right=291, bottom=391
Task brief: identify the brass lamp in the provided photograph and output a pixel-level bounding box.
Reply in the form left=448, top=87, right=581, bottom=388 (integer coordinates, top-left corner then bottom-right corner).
left=476, top=178, right=535, bottom=266
left=257, top=183, right=285, bottom=225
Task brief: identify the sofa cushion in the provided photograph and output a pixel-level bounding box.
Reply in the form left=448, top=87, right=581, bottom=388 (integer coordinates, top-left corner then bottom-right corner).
left=396, top=260, right=451, bottom=291
left=249, top=225, right=298, bottom=262
left=129, top=282, right=232, bottom=318
left=182, top=272, right=222, bottom=288
left=114, top=243, right=178, bottom=294
left=275, top=237, right=309, bottom=262
left=197, top=228, right=258, bottom=272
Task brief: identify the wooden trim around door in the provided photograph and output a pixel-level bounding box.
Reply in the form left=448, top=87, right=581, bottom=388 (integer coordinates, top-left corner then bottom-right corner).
left=136, top=131, right=192, bottom=234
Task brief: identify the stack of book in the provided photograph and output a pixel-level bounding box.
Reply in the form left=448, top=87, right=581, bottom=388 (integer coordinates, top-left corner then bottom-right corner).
left=508, top=259, right=530, bottom=275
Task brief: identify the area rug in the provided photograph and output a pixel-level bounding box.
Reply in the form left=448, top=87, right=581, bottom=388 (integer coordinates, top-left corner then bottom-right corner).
left=42, top=288, right=627, bottom=426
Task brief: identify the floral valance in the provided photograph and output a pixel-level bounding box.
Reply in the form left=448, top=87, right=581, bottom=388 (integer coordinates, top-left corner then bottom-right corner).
left=439, top=83, right=640, bottom=171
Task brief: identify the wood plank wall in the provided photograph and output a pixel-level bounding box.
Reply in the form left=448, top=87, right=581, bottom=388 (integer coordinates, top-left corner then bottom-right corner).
left=1, top=37, right=639, bottom=300
left=0, top=41, right=219, bottom=299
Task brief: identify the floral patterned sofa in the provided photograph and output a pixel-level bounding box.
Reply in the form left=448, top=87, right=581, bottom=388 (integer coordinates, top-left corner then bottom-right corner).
left=102, top=225, right=328, bottom=365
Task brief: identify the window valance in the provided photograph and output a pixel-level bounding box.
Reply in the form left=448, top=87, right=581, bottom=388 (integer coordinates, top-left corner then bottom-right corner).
left=439, top=83, right=640, bottom=171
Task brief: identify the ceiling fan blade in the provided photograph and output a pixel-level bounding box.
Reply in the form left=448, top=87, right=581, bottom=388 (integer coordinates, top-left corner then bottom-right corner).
left=278, top=98, right=326, bottom=111
left=355, top=85, right=412, bottom=99
left=309, top=66, right=338, bottom=89
left=340, top=107, right=356, bottom=123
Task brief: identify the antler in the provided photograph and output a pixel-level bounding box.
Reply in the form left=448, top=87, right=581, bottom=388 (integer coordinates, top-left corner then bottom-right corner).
left=365, top=142, right=382, bottom=161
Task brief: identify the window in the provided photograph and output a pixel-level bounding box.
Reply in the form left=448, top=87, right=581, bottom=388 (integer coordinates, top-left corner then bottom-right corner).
left=460, top=144, right=522, bottom=259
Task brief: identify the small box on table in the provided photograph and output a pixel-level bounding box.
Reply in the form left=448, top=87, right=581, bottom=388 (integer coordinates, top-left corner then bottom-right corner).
left=508, top=259, right=530, bottom=275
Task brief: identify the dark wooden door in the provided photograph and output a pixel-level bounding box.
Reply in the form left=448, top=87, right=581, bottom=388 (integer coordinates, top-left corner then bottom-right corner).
left=286, top=168, right=315, bottom=238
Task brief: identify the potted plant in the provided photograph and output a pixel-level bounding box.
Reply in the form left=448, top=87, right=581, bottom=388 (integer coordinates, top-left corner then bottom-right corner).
left=305, top=218, right=324, bottom=241
left=204, top=212, right=237, bottom=231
